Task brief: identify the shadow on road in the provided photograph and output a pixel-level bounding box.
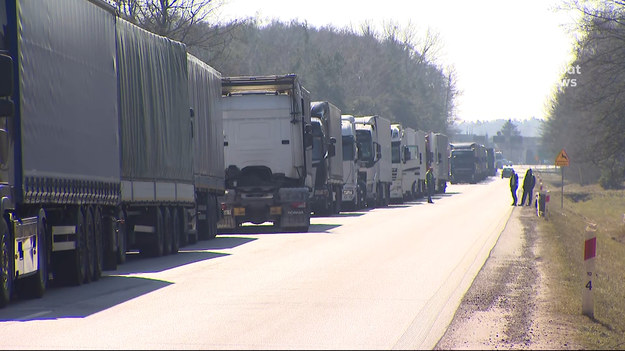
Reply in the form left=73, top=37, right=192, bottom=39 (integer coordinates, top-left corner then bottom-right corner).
left=0, top=275, right=173, bottom=321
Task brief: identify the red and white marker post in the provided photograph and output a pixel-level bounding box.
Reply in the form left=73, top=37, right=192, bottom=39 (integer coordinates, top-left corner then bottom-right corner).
left=583, top=223, right=597, bottom=318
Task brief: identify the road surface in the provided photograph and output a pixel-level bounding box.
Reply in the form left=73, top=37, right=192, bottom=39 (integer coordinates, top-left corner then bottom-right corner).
left=0, top=176, right=513, bottom=349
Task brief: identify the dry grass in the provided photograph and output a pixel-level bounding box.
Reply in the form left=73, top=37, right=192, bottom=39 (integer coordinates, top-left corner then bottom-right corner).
left=535, top=169, right=625, bottom=349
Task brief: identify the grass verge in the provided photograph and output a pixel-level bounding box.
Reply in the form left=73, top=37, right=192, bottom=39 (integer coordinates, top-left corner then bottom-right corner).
left=535, top=169, right=625, bottom=349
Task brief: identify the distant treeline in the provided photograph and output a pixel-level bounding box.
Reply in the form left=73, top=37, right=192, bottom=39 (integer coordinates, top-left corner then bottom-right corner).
left=189, top=19, right=457, bottom=135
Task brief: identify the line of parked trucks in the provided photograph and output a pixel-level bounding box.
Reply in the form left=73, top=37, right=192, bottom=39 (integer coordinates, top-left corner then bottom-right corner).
left=0, top=0, right=489, bottom=308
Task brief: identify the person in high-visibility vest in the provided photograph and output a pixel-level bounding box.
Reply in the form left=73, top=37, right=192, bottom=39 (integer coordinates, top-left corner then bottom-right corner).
left=425, top=167, right=434, bottom=204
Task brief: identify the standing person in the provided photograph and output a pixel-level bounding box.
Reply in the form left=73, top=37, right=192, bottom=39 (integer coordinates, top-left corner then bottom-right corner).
left=426, top=167, right=434, bottom=204
left=526, top=169, right=536, bottom=206
left=521, top=168, right=534, bottom=206
left=509, top=169, right=518, bottom=206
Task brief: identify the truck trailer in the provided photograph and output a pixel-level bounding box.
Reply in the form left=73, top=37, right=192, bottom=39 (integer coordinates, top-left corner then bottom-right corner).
left=310, top=101, right=343, bottom=215
left=218, top=75, right=313, bottom=232
left=116, top=17, right=195, bottom=259
left=354, top=115, right=392, bottom=208
left=1, top=0, right=123, bottom=304
left=0, top=0, right=224, bottom=308
left=187, top=54, right=225, bottom=241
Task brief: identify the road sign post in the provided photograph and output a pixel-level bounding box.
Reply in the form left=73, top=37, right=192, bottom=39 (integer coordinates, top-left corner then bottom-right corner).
left=555, top=149, right=569, bottom=209
left=583, top=223, right=597, bottom=319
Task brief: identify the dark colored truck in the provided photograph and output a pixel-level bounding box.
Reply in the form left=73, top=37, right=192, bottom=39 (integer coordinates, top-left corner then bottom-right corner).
left=310, top=101, right=344, bottom=215
left=449, top=142, right=488, bottom=184
left=0, top=0, right=224, bottom=308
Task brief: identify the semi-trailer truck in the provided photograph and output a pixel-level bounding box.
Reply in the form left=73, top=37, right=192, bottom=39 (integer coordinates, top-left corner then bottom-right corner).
left=218, top=74, right=314, bottom=232
left=354, top=115, right=392, bottom=208
left=310, top=101, right=343, bottom=215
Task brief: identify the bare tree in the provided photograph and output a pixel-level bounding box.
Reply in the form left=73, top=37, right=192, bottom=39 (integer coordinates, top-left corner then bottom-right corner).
left=109, top=0, right=243, bottom=63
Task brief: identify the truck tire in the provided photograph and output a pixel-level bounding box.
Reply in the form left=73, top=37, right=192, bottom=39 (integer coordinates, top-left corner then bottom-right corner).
left=103, top=210, right=117, bottom=271
left=116, top=209, right=127, bottom=265
left=85, top=206, right=95, bottom=283
left=72, top=206, right=87, bottom=286
left=207, top=195, right=218, bottom=240
left=21, top=209, right=48, bottom=298
left=197, top=196, right=210, bottom=241
left=163, top=207, right=173, bottom=255
left=152, top=207, right=165, bottom=257
left=171, top=207, right=181, bottom=254
left=0, top=217, right=13, bottom=308
left=93, top=207, right=103, bottom=281
left=333, top=186, right=342, bottom=214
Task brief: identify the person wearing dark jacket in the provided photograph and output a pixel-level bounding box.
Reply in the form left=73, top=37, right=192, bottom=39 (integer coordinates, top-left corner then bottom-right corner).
left=521, top=168, right=536, bottom=206
left=509, top=169, right=518, bottom=206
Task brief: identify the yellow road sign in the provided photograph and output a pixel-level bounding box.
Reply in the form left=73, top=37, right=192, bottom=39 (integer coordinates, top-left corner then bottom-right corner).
left=555, top=148, right=570, bottom=166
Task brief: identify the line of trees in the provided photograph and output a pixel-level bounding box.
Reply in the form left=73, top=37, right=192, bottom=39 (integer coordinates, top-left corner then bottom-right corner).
left=542, top=0, right=625, bottom=188
left=106, top=0, right=458, bottom=134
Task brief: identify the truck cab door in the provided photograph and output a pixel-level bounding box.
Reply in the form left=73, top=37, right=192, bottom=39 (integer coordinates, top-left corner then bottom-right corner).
left=327, top=137, right=336, bottom=158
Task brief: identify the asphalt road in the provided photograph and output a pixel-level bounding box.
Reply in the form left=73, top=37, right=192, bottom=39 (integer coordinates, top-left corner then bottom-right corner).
left=0, top=176, right=513, bottom=350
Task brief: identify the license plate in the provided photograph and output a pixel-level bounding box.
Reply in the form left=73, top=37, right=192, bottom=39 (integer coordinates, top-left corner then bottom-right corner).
left=233, top=207, right=245, bottom=216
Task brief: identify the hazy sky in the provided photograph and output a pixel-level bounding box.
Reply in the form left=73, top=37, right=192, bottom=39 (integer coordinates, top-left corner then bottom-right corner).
left=217, top=0, right=581, bottom=122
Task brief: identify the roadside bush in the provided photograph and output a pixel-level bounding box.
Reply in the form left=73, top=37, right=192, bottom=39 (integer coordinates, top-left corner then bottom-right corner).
left=598, top=157, right=625, bottom=190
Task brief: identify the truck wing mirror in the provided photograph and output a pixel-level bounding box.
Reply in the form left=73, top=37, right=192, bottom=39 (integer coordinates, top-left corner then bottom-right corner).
left=304, top=124, right=313, bottom=148
left=0, top=54, right=15, bottom=118
left=0, top=128, right=8, bottom=167
left=328, top=143, right=336, bottom=158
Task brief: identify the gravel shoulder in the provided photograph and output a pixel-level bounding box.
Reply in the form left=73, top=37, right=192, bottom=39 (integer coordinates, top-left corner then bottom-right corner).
left=434, top=205, right=582, bottom=350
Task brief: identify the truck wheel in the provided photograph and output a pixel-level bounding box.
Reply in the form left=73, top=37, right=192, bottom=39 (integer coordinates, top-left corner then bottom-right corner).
left=163, top=207, right=173, bottom=255
left=185, top=209, right=197, bottom=245
left=103, top=210, right=117, bottom=271
left=116, top=209, right=127, bottom=265
left=171, top=207, right=181, bottom=254
left=0, top=217, right=13, bottom=308
left=85, top=206, right=95, bottom=283
left=207, top=195, right=218, bottom=240
left=73, top=206, right=87, bottom=286
left=333, top=187, right=342, bottom=214
left=92, top=207, right=103, bottom=280
left=152, top=207, right=165, bottom=257
left=22, top=209, right=48, bottom=298
left=197, top=196, right=209, bottom=240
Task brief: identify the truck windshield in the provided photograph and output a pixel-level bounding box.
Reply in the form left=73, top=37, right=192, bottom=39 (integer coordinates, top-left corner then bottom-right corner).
left=451, top=151, right=475, bottom=167
left=342, top=136, right=355, bottom=161
left=392, top=141, right=401, bottom=163
left=356, top=130, right=373, bottom=163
